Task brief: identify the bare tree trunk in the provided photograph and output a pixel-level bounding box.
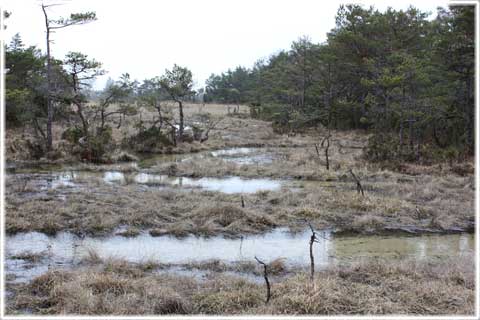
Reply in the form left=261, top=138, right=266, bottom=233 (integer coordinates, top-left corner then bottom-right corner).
left=178, top=100, right=184, bottom=139
left=42, top=4, right=53, bottom=151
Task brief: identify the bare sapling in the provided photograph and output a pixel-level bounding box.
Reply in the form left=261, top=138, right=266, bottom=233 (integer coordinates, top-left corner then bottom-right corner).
left=349, top=169, right=364, bottom=196
left=254, top=256, right=271, bottom=304
left=315, top=132, right=331, bottom=170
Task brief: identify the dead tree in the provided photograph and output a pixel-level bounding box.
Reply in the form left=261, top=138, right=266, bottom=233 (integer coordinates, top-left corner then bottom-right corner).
left=241, top=195, right=245, bottom=208
left=308, top=222, right=320, bottom=282
left=306, top=222, right=330, bottom=282
left=315, top=132, right=331, bottom=170
left=349, top=169, right=364, bottom=196
left=254, top=256, right=271, bottom=304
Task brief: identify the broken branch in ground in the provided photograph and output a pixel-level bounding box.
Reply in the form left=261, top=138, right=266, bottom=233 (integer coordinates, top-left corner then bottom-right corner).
left=254, top=256, right=271, bottom=304
left=349, top=169, right=364, bottom=196
left=307, top=222, right=320, bottom=282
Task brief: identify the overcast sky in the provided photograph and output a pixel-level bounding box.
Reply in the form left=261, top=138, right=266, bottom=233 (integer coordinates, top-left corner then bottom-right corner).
left=3, top=0, right=449, bottom=90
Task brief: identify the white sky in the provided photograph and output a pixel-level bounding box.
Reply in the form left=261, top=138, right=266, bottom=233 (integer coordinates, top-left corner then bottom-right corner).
left=2, top=0, right=449, bottom=90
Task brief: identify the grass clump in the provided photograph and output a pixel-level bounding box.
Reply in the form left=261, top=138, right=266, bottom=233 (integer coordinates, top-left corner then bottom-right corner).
left=6, top=258, right=473, bottom=316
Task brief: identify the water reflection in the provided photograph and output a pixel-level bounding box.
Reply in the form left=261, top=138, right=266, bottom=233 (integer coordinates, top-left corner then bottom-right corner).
left=17, top=171, right=283, bottom=194
left=6, top=230, right=474, bottom=283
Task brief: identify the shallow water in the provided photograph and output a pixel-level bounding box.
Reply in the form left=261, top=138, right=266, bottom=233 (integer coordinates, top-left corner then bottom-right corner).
left=13, top=171, right=283, bottom=194
left=5, top=229, right=474, bottom=283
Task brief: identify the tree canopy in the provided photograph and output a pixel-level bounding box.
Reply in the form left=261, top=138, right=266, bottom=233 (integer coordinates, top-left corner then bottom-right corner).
left=204, top=5, right=476, bottom=160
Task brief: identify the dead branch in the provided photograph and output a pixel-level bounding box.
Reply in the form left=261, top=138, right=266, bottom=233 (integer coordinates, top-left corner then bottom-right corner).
left=305, top=220, right=331, bottom=283
left=349, top=169, right=364, bottom=196
left=200, top=117, right=224, bottom=143
left=254, top=256, right=271, bottom=304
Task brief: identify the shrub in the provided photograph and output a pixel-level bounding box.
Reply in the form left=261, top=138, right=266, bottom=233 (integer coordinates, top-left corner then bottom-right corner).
left=61, top=127, right=83, bottom=144
left=124, top=126, right=173, bottom=153
left=78, top=127, right=115, bottom=163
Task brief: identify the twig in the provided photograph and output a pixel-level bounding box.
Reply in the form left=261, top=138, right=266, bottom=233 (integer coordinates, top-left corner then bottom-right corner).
left=254, top=256, right=271, bottom=304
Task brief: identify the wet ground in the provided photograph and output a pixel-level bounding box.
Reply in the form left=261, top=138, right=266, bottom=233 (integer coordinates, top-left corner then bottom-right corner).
left=4, top=146, right=476, bottom=288
left=7, top=147, right=282, bottom=194
left=5, top=228, right=474, bottom=284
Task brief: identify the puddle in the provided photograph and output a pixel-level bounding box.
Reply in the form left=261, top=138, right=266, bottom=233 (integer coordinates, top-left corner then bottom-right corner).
left=106, top=172, right=282, bottom=193
left=5, top=229, right=474, bottom=283
left=8, top=147, right=281, bottom=194
left=11, top=171, right=283, bottom=194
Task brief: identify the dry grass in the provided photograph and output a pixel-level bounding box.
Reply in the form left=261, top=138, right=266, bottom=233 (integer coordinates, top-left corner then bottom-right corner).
left=4, top=103, right=476, bottom=317
left=6, top=257, right=474, bottom=315
left=5, top=158, right=474, bottom=236
left=6, top=122, right=474, bottom=238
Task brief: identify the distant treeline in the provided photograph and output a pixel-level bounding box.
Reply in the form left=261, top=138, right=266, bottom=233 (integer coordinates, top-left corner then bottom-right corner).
left=204, top=5, right=475, bottom=162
